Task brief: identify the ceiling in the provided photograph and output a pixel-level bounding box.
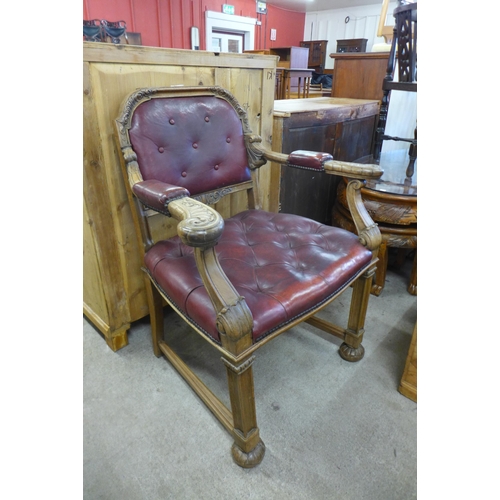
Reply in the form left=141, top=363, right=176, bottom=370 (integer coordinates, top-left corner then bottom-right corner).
left=264, top=0, right=382, bottom=13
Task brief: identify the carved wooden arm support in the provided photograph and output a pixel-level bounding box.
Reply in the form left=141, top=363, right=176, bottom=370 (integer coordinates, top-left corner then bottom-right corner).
left=126, top=154, right=254, bottom=352
left=168, top=197, right=253, bottom=354
left=323, top=159, right=383, bottom=180
left=165, top=197, right=254, bottom=354
left=323, top=159, right=383, bottom=252
left=344, top=179, right=382, bottom=252
left=253, top=147, right=383, bottom=252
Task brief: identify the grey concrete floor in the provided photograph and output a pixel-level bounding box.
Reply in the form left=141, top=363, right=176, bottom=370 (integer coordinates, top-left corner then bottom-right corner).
left=83, top=257, right=417, bottom=500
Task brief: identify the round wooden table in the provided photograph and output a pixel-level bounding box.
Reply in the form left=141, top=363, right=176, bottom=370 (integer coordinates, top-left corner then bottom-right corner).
left=332, top=149, right=417, bottom=296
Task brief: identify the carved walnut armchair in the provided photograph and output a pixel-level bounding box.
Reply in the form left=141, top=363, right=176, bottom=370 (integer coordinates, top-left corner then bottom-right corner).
left=115, top=86, right=382, bottom=468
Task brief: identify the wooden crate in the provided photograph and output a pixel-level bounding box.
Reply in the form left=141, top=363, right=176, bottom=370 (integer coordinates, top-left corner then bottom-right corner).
left=83, top=42, right=277, bottom=350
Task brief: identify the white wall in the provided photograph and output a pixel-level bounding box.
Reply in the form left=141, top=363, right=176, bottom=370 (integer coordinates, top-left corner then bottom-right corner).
left=304, top=2, right=398, bottom=70
left=304, top=2, right=416, bottom=154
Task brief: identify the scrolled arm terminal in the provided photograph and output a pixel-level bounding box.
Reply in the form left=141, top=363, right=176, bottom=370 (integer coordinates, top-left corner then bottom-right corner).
left=323, top=159, right=383, bottom=180
left=132, top=179, right=224, bottom=249
left=168, top=197, right=225, bottom=249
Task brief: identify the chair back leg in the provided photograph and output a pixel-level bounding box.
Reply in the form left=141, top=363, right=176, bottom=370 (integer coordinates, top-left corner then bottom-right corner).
left=144, top=278, right=165, bottom=358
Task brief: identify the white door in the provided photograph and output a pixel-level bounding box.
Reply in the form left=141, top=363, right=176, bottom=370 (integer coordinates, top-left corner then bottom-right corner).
left=211, top=31, right=244, bottom=53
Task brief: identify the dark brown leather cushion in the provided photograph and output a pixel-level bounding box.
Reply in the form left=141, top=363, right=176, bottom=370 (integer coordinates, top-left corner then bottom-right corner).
left=144, top=210, right=372, bottom=344
left=288, top=150, right=333, bottom=170
left=129, top=96, right=251, bottom=196
left=132, top=180, right=190, bottom=214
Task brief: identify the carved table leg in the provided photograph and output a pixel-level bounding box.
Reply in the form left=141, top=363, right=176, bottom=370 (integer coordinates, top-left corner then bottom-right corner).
left=371, top=240, right=388, bottom=296
left=408, top=250, right=417, bottom=296
left=340, top=267, right=376, bottom=362
left=222, top=355, right=265, bottom=468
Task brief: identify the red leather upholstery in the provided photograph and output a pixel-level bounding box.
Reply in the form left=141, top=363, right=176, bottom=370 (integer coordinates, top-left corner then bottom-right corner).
left=288, top=150, right=333, bottom=170
left=129, top=96, right=251, bottom=195
left=132, top=180, right=190, bottom=214
left=145, top=210, right=372, bottom=343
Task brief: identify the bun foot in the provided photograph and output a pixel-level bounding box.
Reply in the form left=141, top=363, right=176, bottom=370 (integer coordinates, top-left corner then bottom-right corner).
left=339, top=342, right=365, bottom=362
left=231, top=439, right=266, bottom=468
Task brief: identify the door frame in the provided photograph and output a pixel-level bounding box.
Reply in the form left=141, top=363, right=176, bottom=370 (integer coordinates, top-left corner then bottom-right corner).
left=205, top=11, right=256, bottom=52
left=211, top=30, right=246, bottom=53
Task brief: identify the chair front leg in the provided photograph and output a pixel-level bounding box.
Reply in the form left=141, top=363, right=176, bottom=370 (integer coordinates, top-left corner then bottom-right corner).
left=221, top=355, right=265, bottom=468
left=340, top=266, right=376, bottom=362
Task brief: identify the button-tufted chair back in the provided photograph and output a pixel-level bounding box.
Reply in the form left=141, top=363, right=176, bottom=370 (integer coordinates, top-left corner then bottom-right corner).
left=128, top=95, right=252, bottom=196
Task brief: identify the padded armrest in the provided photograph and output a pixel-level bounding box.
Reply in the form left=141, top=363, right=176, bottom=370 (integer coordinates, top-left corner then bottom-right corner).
left=287, top=150, right=333, bottom=171
left=258, top=148, right=331, bottom=171
left=257, top=148, right=383, bottom=180
left=132, top=180, right=190, bottom=215
left=253, top=145, right=383, bottom=183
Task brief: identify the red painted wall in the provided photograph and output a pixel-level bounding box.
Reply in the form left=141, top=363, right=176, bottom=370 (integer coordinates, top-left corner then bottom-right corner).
left=83, top=0, right=305, bottom=50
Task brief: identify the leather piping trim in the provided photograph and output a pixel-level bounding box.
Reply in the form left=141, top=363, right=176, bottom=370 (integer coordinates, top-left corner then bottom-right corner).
left=285, top=162, right=325, bottom=172
left=138, top=194, right=189, bottom=218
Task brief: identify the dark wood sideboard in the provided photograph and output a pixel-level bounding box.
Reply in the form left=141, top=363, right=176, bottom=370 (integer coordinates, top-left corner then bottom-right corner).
left=271, top=97, right=379, bottom=225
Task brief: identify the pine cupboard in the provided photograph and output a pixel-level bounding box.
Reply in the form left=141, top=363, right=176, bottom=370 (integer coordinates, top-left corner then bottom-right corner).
left=83, top=42, right=277, bottom=350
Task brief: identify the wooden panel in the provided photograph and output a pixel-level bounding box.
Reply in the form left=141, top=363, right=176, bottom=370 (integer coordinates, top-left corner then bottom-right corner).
left=333, top=115, right=377, bottom=161
left=83, top=43, right=276, bottom=349
left=330, top=52, right=390, bottom=101
left=83, top=196, right=107, bottom=325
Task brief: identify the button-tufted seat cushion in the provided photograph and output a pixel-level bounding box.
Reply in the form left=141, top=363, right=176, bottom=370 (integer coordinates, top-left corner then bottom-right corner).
left=145, top=209, right=372, bottom=343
